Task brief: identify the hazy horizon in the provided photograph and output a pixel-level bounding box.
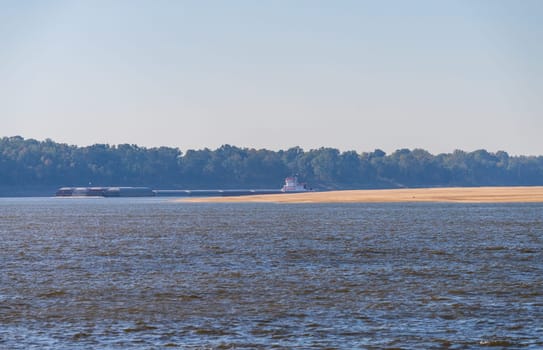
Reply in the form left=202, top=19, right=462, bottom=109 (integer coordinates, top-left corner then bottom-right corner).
left=2, top=1, right=542, bottom=155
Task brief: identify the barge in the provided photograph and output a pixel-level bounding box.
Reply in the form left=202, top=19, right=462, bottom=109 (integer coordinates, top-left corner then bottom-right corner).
left=55, top=187, right=155, bottom=197
left=56, top=176, right=313, bottom=198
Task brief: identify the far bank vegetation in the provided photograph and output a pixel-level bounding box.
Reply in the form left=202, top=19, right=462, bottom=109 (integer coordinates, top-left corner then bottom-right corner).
left=1, top=136, right=543, bottom=192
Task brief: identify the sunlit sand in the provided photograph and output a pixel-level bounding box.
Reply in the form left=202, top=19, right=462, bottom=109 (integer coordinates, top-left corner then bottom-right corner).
left=182, top=186, right=543, bottom=204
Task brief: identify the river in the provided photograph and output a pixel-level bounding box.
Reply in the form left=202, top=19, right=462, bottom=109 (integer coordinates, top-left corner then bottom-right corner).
left=1, top=198, right=542, bottom=349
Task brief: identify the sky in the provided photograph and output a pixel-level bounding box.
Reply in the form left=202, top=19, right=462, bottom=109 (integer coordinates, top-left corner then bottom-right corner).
left=1, top=0, right=542, bottom=155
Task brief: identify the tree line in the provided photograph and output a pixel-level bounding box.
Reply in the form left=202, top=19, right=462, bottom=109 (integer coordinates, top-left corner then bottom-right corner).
left=1, top=136, right=543, bottom=194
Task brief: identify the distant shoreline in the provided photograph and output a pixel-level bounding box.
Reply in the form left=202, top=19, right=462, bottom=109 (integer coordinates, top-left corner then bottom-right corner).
left=181, top=186, right=543, bottom=204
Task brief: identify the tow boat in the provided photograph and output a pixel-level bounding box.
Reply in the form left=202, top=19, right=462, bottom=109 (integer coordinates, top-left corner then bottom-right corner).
left=281, top=176, right=312, bottom=192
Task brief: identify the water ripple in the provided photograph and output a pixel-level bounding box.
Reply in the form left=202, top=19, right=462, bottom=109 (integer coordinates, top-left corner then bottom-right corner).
left=0, top=199, right=542, bottom=349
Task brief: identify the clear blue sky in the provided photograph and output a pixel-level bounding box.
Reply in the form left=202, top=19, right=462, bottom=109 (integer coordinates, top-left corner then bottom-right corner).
left=1, top=0, right=542, bottom=155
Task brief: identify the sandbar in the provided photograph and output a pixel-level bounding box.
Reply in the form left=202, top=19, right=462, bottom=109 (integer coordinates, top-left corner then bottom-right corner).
left=181, top=186, right=543, bottom=204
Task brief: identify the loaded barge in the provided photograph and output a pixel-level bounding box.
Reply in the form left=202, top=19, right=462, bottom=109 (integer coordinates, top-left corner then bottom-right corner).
left=56, top=176, right=312, bottom=198
left=56, top=187, right=155, bottom=197
left=55, top=187, right=283, bottom=197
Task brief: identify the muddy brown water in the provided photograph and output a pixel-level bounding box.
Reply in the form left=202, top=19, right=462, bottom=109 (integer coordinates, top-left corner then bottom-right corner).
left=1, top=198, right=542, bottom=349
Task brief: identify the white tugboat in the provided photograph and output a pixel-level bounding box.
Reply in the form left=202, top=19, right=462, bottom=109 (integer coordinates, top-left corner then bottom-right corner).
left=281, top=175, right=311, bottom=192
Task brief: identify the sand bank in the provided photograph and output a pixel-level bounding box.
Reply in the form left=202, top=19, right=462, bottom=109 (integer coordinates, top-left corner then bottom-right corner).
left=181, top=186, right=543, bottom=204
